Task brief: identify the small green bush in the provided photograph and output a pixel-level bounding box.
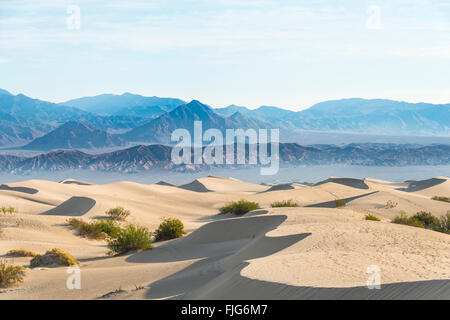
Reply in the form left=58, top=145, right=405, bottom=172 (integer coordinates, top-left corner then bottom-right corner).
left=107, top=224, right=152, bottom=255
left=365, top=214, right=380, bottom=221
left=411, top=211, right=441, bottom=230
left=7, top=249, right=38, bottom=257
left=392, top=212, right=424, bottom=228
left=335, top=200, right=346, bottom=207
left=30, top=248, right=78, bottom=267
left=270, top=199, right=299, bottom=208
left=431, top=196, right=450, bottom=203
left=0, top=259, right=27, bottom=287
left=106, top=206, right=131, bottom=221
left=67, top=218, right=121, bottom=239
left=1, top=206, right=17, bottom=215
left=154, top=218, right=185, bottom=242
left=220, top=199, right=260, bottom=215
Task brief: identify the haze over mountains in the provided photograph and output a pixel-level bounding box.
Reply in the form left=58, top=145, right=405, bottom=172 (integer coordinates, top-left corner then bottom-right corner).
left=0, top=89, right=449, bottom=156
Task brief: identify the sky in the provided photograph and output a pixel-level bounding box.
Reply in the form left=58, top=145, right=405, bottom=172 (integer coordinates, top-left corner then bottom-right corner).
left=0, top=0, right=449, bottom=110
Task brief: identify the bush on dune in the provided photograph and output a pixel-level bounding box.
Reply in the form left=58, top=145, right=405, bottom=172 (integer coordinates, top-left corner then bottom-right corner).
left=67, top=218, right=121, bottom=239
left=7, top=249, right=38, bottom=258
left=220, top=199, right=260, bottom=215
left=431, top=196, right=450, bottom=203
left=107, top=224, right=152, bottom=256
left=365, top=214, right=380, bottom=221
left=335, top=200, right=346, bottom=207
left=392, top=211, right=450, bottom=234
left=153, top=218, right=185, bottom=242
left=0, top=259, right=27, bottom=287
left=106, top=206, right=130, bottom=221
left=270, top=199, right=299, bottom=208
left=30, top=248, right=78, bottom=267
left=1, top=206, right=17, bottom=215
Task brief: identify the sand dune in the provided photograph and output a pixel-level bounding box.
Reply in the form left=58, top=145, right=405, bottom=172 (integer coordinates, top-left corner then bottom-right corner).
left=0, top=175, right=449, bottom=300
left=315, top=177, right=369, bottom=190
left=60, top=179, right=93, bottom=186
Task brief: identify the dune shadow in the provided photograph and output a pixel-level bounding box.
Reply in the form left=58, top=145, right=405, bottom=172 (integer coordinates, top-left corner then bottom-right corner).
left=397, top=178, right=447, bottom=192
left=143, top=233, right=310, bottom=299
left=315, top=178, right=369, bottom=190
left=306, top=191, right=378, bottom=208
left=0, top=184, right=38, bottom=195
left=41, top=196, right=96, bottom=216
left=186, top=263, right=450, bottom=300
left=178, top=180, right=211, bottom=192
left=124, top=214, right=310, bottom=299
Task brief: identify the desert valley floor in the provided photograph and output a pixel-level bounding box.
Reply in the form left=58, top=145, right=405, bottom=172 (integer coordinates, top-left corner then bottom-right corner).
left=0, top=175, right=449, bottom=300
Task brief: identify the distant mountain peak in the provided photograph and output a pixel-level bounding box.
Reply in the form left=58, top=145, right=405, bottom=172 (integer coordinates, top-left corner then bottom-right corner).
left=22, top=120, right=124, bottom=151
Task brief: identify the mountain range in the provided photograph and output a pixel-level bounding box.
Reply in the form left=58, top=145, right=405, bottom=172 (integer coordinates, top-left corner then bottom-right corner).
left=3, top=143, right=449, bottom=173
left=0, top=89, right=449, bottom=152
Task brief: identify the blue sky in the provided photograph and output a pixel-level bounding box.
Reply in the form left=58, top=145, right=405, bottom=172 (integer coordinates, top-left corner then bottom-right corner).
left=0, top=0, right=449, bottom=110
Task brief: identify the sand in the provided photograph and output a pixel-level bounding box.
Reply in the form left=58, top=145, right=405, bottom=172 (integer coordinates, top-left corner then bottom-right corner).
left=0, top=176, right=449, bottom=300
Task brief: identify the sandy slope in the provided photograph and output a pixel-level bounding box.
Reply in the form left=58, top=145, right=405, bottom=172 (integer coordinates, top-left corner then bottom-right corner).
left=0, top=176, right=449, bottom=300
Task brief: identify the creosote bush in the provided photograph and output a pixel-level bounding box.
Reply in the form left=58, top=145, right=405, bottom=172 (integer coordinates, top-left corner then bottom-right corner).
left=335, top=200, right=346, bottom=207
left=220, top=199, right=260, bottom=215
left=0, top=259, right=27, bottom=287
left=107, top=224, right=152, bottom=256
left=270, top=199, right=299, bottom=208
left=1, top=206, right=17, bottom=215
left=431, top=196, right=450, bottom=203
left=7, top=249, right=38, bottom=258
left=30, top=248, right=78, bottom=267
left=67, top=218, right=121, bottom=239
left=154, top=218, right=185, bottom=242
left=365, top=214, right=380, bottom=221
left=392, top=211, right=450, bottom=234
left=106, top=206, right=131, bottom=221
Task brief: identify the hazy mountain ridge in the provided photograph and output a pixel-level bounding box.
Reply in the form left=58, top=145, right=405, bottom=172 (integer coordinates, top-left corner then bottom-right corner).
left=22, top=121, right=125, bottom=151
left=3, top=143, right=449, bottom=173
left=1, top=90, right=449, bottom=150
left=61, top=92, right=186, bottom=116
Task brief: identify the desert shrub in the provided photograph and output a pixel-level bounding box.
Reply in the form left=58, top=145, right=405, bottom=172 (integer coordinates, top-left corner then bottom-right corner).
left=107, top=224, right=152, bottom=255
left=1, top=206, right=17, bottom=215
left=365, top=214, right=380, bottom=221
left=154, top=218, right=185, bottom=242
left=385, top=200, right=398, bottom=209
left=392, top=212, right=409, bottom=225
left=392, top=212, right=425, bottom=228
left=405, top=217, right=425, bottom=228
left=220, top=199, right=260, bottom=215
left=0, top=259, right=27, bottom=287
left=106, top=206, right=131, bottom=221
left=93, top=219, right=122, bottom=238
left=431, top=196, right=450, bottom=203
left=335, top=200, right=346, bottom=207
left=411, top=211, right=441, bottom=230
left=30, top=248, right=78, bottom=267
left=7, top=249, right=37, bottom=258
left=67, top=218, right=121, bottom=239
left=270, top=199, right=299, bottom=208
left=436, top=213, right=450, bottom=234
